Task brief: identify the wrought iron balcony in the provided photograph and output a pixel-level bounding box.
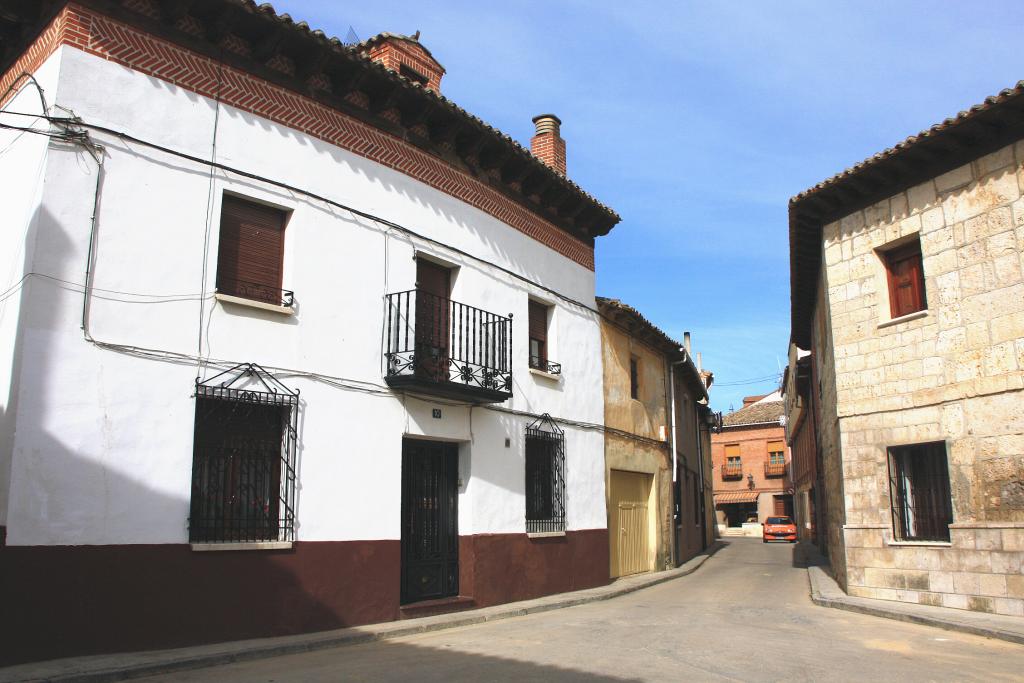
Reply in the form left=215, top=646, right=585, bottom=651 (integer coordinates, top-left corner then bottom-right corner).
left=764, top=461, right=787, bottom=478
left=217, top=278, right=294, bottom=308
left=384, top=289, right=513, bottom=403
left=529, top=356, right=562, bottom=375
left=721, top=463, right=743, bottom=480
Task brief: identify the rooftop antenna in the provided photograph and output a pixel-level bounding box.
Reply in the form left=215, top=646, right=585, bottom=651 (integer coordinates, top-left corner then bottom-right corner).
left=345, top=26, right=360, bottom=44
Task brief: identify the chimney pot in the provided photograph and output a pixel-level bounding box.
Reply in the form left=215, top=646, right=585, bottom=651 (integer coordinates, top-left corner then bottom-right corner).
left=684, top=331, right=692, bottom=354
left=532, top=113, right=562, bottom=136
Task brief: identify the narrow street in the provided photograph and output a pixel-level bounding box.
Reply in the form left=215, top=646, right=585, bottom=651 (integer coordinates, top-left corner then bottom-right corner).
left=146, top=539, right=1024, bottom=682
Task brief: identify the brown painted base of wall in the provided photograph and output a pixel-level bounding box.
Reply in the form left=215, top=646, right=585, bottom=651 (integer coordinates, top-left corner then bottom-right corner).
left=0, top=530, right=608, bottom=665
left=460, top=529, right=609, bottom=607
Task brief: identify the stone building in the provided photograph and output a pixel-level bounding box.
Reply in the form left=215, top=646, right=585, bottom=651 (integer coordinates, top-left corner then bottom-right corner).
left=785, top=82, right=1024, bottom=616
left=710, top=393, right=792, bottom=534
left=596, top=298, right=716, bottom=575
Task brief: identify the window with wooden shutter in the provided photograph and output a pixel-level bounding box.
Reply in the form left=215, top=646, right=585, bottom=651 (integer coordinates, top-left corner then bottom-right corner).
left=883, top=239, right=926, bottom=318
left=217, top=195, right=288, bottom=305
left=528, top=300, right=548, bottom=370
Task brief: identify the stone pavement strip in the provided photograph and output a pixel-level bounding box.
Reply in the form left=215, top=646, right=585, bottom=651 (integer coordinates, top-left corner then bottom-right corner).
left=0, top=543, right=725, bottom=683
left=799, top=543, right=1024, bottom=646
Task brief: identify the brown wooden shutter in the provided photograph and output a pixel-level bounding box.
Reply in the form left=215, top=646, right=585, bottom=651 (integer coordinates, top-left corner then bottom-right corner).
left=415, top=259, right=451, bottom=380
left=528, top=301, right=547, bottom=343
left=886, top=241, right=926, bottom=318
left=528, top=300, right=547, bottom=366
left=217, top=196, right=286, bottom=303
left=416, top=259, right=450, bottom=299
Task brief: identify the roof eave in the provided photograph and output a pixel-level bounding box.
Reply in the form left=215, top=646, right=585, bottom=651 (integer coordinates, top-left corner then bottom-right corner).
left=0, top=0, right=620, bottom=240
left=789, top=83, right=1024, bottom=350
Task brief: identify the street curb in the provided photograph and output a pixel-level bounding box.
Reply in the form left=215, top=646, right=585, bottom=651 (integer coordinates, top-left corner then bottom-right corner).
left=1, top=542, right=724, bottom=683
left=800, top=544, right=1024, bottom=647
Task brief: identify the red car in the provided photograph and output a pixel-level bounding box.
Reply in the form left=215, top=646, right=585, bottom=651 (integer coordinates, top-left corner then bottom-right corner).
left=763, top=516, right=797, bottom=543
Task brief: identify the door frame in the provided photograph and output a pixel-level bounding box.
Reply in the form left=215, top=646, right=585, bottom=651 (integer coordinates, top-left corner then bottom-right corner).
left=400, top=437, right=460, bottom=604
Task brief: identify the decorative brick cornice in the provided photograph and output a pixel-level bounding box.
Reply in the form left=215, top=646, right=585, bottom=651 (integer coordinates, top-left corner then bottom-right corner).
left=1, top=4, right=595, bottom=270
left=0, top=10, right=68, bottom=113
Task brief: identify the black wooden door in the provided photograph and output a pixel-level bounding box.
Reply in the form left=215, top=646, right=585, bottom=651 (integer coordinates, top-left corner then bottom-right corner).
left=401, top=439, right=459, bottom=604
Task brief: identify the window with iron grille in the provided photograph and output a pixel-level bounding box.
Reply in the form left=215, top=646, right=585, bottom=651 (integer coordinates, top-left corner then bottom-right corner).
left=189, top=364, right=298, bottom=543
left=888, top=441, right=952, bottom=542
left=525, top=414, right=565, bottom=533
left=629, top=356, right=640, bottom=399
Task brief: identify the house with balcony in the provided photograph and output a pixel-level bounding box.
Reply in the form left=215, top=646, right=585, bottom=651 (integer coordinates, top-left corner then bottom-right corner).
left=596, top=298, right=716, bottom=578
left=710, top=393, right=792, bottom=534
left=0, top=0, right=620, bottom=664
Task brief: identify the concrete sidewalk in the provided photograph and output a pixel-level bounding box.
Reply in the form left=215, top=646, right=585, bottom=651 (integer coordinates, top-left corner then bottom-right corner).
left=0, top=542, right=724, bottom=683
left=798, top=542, right=1024, bottom=646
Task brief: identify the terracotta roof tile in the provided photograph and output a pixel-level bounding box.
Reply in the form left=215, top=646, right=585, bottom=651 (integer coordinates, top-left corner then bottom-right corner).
left=791, top=81, right=1024, bottom=203
left=722, top=400, right=783, bottom=427
left=224, top=1, right=620, bottom=229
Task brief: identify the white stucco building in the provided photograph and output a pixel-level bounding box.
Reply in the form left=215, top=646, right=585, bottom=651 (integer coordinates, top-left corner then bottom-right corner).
left=0, top=0, right=621, bottom=663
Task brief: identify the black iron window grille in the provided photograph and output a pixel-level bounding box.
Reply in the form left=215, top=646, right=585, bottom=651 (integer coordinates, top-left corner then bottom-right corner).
left=525, top=414, right=566, bottom=533
left=529, top=356, right=562, bottom=374
left=189, top=363, right=299, bottom=543
left=888, top=441, right=953, bottom=542
left=217, top=278, right=295, bottom=308
left=383, top=289, right=513, bottom=395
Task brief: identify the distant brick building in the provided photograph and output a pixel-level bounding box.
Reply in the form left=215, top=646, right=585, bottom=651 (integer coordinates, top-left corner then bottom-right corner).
left=710, top=393, right=792, bottom=533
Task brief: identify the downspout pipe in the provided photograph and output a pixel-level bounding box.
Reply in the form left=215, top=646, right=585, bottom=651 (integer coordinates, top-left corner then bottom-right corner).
left=669, top=352, right=688, bottom=566
left=694, top=398, right=708, bottom=549
left=669, top=355, right=681, bottom=484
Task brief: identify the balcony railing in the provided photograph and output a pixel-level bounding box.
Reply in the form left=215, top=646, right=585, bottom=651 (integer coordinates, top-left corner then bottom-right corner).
left=529, top=356, right=562, bottom=375
left=384, top=289, right=513, bottom=402
left=764, top=461, right=787, bottom=478
left=217, top=278, right=294, bottom=308
left=721, top=463, right=743, bottom=480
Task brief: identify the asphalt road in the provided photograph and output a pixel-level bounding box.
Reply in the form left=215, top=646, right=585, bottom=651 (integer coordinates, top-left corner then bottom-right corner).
left=146, top=538, right=1024, bottom=682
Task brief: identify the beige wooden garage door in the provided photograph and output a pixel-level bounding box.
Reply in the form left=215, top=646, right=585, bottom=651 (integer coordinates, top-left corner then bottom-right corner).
left=609, top=469, right=654, bottom=578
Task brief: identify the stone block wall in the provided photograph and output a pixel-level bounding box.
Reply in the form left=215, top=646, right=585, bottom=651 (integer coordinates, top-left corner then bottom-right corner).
left=819, top=140, right=1024, bottom=615
left=813, top=272, right=848, bottom=584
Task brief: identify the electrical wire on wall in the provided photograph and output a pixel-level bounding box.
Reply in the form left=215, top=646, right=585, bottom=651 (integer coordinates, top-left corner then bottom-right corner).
left=3, top=101, right=691, bottom=449
left=196, top=51, right=225, bottom=380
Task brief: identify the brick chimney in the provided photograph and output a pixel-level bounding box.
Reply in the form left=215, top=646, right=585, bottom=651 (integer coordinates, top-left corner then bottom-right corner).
left=358, top=32, right=445, bottom=93
left=530, top=114, right=566, bottom=176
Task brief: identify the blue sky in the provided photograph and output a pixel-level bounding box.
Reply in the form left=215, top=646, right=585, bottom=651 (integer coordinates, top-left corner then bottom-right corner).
left=272, top=1, right=1024, bottom=412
